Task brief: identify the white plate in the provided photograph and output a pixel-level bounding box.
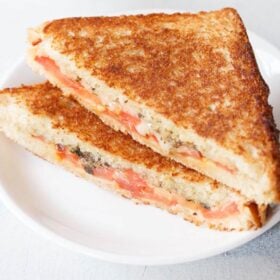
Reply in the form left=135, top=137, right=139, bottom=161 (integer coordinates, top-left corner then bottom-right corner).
left=0, top=24, right=280, bottom=265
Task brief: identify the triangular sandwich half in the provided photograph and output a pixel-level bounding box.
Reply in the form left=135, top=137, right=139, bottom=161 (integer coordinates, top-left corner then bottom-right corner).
left=27, top=8, right=280, bottom=204
left=0, top=83, right=266, bottom=230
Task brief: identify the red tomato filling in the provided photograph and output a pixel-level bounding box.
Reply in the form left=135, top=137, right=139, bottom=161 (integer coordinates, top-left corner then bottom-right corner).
left=201, top=202, right=239, bottom=219
left=177, top=146, right=202, bottom=160
left=213, top=161, right=238, bottom=175
left=54, top=144, right=239, bottom=219
left=31, top=134, right=240, bottom=220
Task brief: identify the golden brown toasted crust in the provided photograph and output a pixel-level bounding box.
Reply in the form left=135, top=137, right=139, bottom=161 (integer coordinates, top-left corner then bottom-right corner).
left=37, top=8, right=280, bottom=198
left=0, top=82, right=208, bottom=183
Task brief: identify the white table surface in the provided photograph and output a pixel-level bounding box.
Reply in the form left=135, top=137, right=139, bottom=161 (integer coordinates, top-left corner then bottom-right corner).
left=0, top=0, right=280, bottom=279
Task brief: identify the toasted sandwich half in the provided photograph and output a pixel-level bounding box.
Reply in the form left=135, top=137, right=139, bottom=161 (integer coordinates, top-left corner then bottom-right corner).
left=27, top=8, right=280, bottom=204
left=0, top=82, right=267, bottom=230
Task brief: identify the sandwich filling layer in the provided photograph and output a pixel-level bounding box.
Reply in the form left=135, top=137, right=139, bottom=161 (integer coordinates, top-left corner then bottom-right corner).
left=33, top=134, right=240, bottom=220
left=32, top=54, right=271, bottom=203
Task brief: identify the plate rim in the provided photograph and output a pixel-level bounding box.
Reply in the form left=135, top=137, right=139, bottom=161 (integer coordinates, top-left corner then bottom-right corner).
left=0, top=24, right=280, bottom=265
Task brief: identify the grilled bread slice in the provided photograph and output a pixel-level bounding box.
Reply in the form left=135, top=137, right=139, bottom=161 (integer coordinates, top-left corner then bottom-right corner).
left=0, top=83, right=266, bottom=230
left=27, top=8, right=280, bottom=204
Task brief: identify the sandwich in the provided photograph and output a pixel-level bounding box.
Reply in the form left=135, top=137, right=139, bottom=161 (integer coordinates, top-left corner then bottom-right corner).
left=0, top=82, right=267, bottom=230
left=27, top=8, right=280, bottom=204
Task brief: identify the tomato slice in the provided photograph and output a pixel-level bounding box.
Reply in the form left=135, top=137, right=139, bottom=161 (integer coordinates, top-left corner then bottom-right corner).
left=93, top=167, right=115, bottom=181
left=117, top=169, right=150, bottom=193
left=201, top=202, right=238, bottom=219
left=118, top=111, right=141, bottom=133
left=94, top=168, right=148, bottom=194
left=115, top=169, right=177, bottom=206
left=213, top=161, right=237, bottom=175
left=177, top=146, right=202, bottom=159
left=93, top=167, right=176, bottom=205
left=35, top=56, right=101, bottom=106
